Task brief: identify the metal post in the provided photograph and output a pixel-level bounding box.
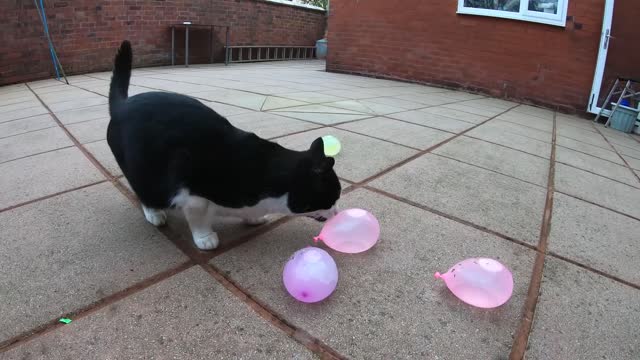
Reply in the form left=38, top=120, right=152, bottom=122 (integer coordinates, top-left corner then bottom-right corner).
left=209, top=25, right=213, bottom=64
left=185, top=25, right=189, bottom=67
left=258, top=46, right=261, bottom=61
left=171, top=26, right=175, bottom=66
left=249, top=48, right=252, bottom=61
left=267, top=47, right=270, bottom=60
left=225, top=26, right=230, bottom=66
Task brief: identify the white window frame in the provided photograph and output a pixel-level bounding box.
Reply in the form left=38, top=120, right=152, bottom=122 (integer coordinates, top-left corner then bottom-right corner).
left=457, top=0, right=569, bottom=27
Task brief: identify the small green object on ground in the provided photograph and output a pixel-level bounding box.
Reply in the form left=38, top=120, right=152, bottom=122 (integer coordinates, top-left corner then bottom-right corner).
left=59, top=318, right=72, bottom=324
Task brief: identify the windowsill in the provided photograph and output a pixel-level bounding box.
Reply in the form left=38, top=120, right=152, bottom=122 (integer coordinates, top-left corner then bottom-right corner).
left=457, top=8, right=567, bottom=27
left=262, top=0, right=326, bottom=12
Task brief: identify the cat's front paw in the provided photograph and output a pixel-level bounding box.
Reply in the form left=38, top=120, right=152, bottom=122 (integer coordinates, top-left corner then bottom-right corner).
left=193, top=232, right=220, bottom=250
left=142, top=206, right=167, bottom=227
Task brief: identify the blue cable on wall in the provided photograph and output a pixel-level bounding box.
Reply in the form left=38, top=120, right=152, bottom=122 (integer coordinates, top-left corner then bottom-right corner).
left=38, top=0, right=60, bottom=80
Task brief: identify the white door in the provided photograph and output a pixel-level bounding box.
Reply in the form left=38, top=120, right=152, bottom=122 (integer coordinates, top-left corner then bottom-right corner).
left=588, top=0, right=615, bottom=114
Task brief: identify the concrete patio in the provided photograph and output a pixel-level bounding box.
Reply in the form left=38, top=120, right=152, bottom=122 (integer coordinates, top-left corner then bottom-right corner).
left=1, top=60, right=639, bottom=359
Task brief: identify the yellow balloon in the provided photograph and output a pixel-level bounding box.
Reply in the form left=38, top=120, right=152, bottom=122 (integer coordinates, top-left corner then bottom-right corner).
left=322, top=135, right=341, bottom=157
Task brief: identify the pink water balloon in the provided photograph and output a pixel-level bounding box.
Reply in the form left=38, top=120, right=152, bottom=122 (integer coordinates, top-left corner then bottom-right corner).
left=435, top=258, right=513, bottom=308
left=313, top=208, right=380, bottom=254
left=283, top=247, right=338, bottom=303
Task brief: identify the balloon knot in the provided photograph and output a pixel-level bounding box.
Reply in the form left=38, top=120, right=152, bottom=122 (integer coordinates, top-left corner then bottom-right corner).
left=434, top=272, right=441, bottom=279
left=313, top=236, right=321, bottom=243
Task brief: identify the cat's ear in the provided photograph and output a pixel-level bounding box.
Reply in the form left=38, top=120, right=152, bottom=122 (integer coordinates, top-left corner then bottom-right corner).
left=309, top=138, right=334, bottom=173
left=309, top=137, right=325, bottom=160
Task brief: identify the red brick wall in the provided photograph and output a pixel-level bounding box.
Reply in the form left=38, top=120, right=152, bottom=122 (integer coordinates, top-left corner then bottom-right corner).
left=327, top=0, right=612, bottom=113
left=0, top=0, right=326, bottom=85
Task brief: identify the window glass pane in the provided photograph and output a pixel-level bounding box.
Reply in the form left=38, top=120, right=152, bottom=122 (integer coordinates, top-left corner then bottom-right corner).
left=463, top=0, right=521, bottom=12
left=528, top=0, right=558, bottom=14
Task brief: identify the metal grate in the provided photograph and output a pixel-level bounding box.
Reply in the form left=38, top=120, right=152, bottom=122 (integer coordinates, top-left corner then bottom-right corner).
left=225, top=46, right=316, bottom=64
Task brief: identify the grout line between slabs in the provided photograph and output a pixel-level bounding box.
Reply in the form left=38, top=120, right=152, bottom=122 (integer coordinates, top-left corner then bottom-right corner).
left=353, top=104, right=521, bottom=186
left=361, top=185, right=538, bottom=251
left=0, top=144, right=75, bottom=166
left=201, top=264, right=348, bottom=360
left=555, top=161, right=640, bottom=190
left=0, top=180, right=108, bottom=214
left=555, top=190, right=640, bottom=222
left=509, top=111, right=557, bottom=360
left=0, top=261, right=195, bottom=353
left=591, top=125, right=640, bottom=185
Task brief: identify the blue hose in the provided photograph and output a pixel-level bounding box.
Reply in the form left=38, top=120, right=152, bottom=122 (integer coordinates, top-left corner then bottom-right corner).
left=39, top=0, right=60, bottom=80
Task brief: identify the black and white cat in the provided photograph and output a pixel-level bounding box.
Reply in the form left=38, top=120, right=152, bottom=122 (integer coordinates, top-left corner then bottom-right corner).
left=107, top=41, right=341, bottom=250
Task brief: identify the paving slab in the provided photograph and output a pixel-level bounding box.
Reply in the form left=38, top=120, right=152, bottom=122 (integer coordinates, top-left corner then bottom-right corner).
left=421, top=106, right=488, bottom=124
left=555, top=114, right=596, bottom=132
left=461, top=98, right=518, bottom=110
left=0, top=147, right=103, bottom=209
left=434, top=136, right=549, bottom=186
left=623, top=154, right=640, bottom=170
left=226, top=112, right=319, bottom=139
left=0, top=183, right=187, bottom=343
left=365, top=96, right=425, bottom=110
left=37, top=89, right=99, bottom=104
left=554, top=163, right=640, bottom=219
left=442, top=102, right=505, bottom=117
left=526, top=257, right=640, bottom=359
left=212, top=189, right=535, bottom=359
left=0, top=93, right=34, bottom=106
left=549, top=192, right=640, bottom=284
left=556, top=135, right=623, bottom=164
left=387, top=110, right=475, bottom=133
left=494, top=112, right=553, bottom=132
left=338, top=117, right=452, bottom=150
left=0, top=105, right=49, bottom=123
left=487, top=120, right=552, bottom=143
left=266, top=111, right=371, bottom=125
left=433, top=90, right=484, bottom=101
left=0, top=126, right=72, bottom=163
left=66, top=117, right=109, bottom=144
left=54, top=104, right=109, bottom=125
left=260, top=96, right=308, bottom=111
left=202, top=101, right=253, bottom=117
left=324, top=99, right=406, bottom=116
left=511, top=104, right=554, bottom=120
left=465, top=123, right=551, bottom=158
left=612, top=142, right=640, bottom=161
left=280, top=91, right=346, bottom=104
left=0, top=114, right=55, bottom=139
left=370, top=154, right=547, bottom=244
left=47, top=97, right=108, bottom=112
left=84, top=140, right=122, bottom=176
left=187, top=89, right=267, bottom=110
left=556, top=146, right=638, bottom=186
left=276, top=128, right=417, bottom=183
left=2, top=267, right=313, bottom=359
left=271, top=104, right=365, bottom=115
left=556, top=125, right=610, bottom=148
left=394, top=93, right=457, bottom=106
left=0, top=100, right=43, bottom=114
left=598, top=126, right=640, bottom=149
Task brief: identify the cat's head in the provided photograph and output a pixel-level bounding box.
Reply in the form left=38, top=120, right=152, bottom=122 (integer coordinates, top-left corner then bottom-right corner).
left=287, top=137, right=341, bottom=222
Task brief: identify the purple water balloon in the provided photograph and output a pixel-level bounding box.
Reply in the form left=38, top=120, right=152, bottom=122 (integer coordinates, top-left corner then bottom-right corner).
left=283, top=247, right=338, bottom=303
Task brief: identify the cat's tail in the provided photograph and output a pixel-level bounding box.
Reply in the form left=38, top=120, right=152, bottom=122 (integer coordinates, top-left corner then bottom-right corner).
left=109, top=40, right=132, bottom=116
